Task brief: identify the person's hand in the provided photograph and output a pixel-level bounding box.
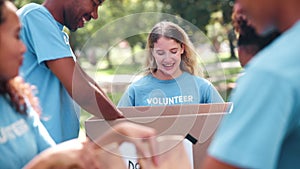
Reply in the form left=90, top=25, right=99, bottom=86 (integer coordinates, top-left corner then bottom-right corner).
left=24, top=139, right=101, bottom=169
left=94, top=122, right=159, bottom=166
left=24, top=122, right=158, bottom=169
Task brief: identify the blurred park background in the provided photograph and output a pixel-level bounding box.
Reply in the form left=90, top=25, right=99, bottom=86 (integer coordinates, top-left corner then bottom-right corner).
left=14, top=0, right=242, bottom=133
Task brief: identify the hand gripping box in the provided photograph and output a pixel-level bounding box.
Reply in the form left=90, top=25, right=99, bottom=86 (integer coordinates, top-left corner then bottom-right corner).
left=85, top=103, right=232, bottom=169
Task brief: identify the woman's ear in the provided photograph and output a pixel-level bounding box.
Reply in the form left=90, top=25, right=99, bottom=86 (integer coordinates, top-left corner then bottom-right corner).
left=180, top=44, right=185, bottom=54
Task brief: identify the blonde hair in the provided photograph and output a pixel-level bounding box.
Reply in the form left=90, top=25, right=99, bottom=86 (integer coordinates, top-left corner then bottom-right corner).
left=145, top=21, right=200, bottom=76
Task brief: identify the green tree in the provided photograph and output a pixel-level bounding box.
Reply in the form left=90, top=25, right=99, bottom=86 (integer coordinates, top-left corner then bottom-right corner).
left=75, top=0, right=164, bottom=67
left=14, top=0, right=43, bottom=8
left=160, top=0, right=235, bottom=54
left=13, top=0, right=236, bottom=65
left=161, top=0, right=234, bottom=31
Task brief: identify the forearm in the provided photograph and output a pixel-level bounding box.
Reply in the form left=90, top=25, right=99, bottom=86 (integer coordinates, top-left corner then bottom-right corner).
left=81, top=69, right=107, bottom=95
left=24, top=139, right=100, bottom=169
left=23, top=150, right=68, bottom=169
left=84, top=82, right=124, bottom=120
left=72, top=64, right=123, bottom=119
left=46, top=58, right=123, bottom=120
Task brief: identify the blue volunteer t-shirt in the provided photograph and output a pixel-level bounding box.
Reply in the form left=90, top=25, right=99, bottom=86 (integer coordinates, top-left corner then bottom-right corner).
left=208, top=21, right=300, bottom=169
left=118, top=72, right=224, bottom=107
left=0, top=95, right=55, bottom=168
left=17, top=3, right=80, bottom=143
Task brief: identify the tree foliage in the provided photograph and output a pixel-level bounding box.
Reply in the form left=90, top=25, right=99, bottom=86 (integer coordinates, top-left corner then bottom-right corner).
left=13, top=0, right=235, bottom=63
left=74, top=0, right=163, bottom=49
left=14, top=0, right=43, bottom=8
left=161, top=0, right=234, bottom=32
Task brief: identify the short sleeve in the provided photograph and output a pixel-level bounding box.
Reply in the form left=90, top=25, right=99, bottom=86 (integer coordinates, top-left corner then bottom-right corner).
left=21, top=8, right=73, bottom=65
left=208, top=70, right=294, bottom=169
left=206, top=83, right=224, bottom=103
left=117, top=86, right=135, bottom=107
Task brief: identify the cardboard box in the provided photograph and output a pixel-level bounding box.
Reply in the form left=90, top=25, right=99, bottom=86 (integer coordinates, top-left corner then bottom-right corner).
left=85, top=103, right=232, bottom=169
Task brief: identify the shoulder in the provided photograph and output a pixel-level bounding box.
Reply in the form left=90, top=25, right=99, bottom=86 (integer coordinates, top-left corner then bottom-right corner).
left=17, top=3, right=54, bottom=24
left=183, top=72, right=212, bottom=86
left=249, top=22, right=300, bottom=67
left=129, top=75, right=154, bottom=86
left=246, top=24, right=300, bottom=83
left=17, top=3, right=45, bottom=16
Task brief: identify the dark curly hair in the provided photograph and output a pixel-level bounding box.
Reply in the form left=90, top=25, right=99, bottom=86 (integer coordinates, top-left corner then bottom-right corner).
left=236, top=16, right=280, bottom=51
left=0, top=78, right=27, bottom=114
left=232, top=8, right=280, bottom=52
